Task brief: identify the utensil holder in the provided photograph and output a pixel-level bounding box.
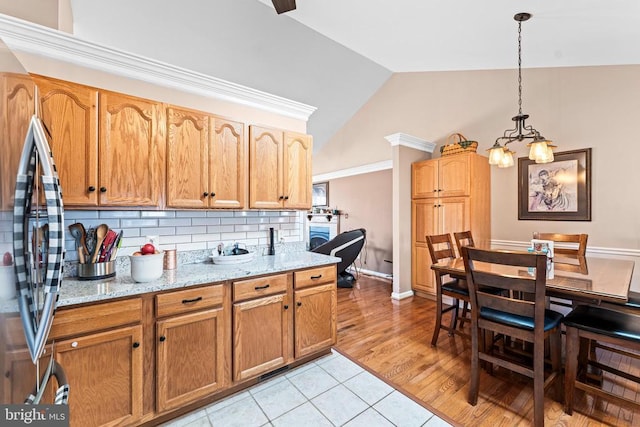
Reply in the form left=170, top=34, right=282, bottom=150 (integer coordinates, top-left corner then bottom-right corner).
left=77, top=261, right=116, bottom=281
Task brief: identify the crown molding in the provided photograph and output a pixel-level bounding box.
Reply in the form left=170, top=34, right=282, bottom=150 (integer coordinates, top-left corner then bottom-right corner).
left=385, top=132, right=436, bottom=152
left=0, top=14, right=316, bottom=121
left=312, top=160, right=392, bottom=183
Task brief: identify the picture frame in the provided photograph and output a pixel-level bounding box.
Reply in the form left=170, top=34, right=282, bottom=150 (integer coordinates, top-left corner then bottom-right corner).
left=518, top=148, right=592, bottom=221
left=312, top=182, right=329, bottom=207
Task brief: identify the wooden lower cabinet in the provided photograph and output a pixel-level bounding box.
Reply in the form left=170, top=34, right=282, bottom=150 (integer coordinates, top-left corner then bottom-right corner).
left=2, top=347, right=54, bottom=405
left=156, top=308, right=226, bottom=412
left=233, top=292, right=291, bottom=381
left=54, top=325, right=143, bottom=427
left=294, top=282, right=337, bottom=358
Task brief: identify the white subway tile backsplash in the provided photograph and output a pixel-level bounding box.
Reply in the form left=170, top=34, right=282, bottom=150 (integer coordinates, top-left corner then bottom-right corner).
left=191, top=233, right=222, bottom=243
left=234, top=211, right=260, bottom=217
left=177, top=211, right=206, bottom=218
left=177, top=242, right=207, bottom=251
left=99, top=211, right=140, bottom=219
left=175, top=226, right=207, bottom=235
left=207, top=225, right=235, bottom=233
left=159, top=218, right=192, bottom=227
left=64, top=211, right=100, bottom=220
left=206, top=211, right=232, bottom=218
left=121, top=219, right=159, bottom=228
left=140, top=227, right=176, bottom=236
left=269, top=217, right=290, bottom=224
left=220, top=232, right=248, bottom=241
left=234, top=224, right=259, bottom=232
left=246, top=217, right=271, bottom=224
left=221, top=217, right=246, bottom=225
left=192, top=217, right=222, bottom=226
left=140, top=211, right=176, bottom=218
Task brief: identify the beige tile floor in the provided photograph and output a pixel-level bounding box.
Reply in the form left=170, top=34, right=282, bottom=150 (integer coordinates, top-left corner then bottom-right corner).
left=161, top=349, right=452, bottom=427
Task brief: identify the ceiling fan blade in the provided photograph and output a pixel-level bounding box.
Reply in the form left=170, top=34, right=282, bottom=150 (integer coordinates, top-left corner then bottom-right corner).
left=272, top=0, right=296, bottom=14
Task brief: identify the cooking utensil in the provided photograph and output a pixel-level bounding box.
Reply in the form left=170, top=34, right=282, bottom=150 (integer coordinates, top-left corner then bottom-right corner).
left=109, top=230, right=124, bottom=261
left=91, top=224, right=108, bottom=263
left=98, top=229, right=118, bottom=263
left=69, top=223, right=88, bottom=264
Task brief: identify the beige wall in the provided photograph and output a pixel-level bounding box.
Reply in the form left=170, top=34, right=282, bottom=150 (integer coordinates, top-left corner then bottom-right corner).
left=0, top=0, right=70, bottom=31
left=316, top=65, right=640, bottom=254
left=327, top=169, right=392, bottom=275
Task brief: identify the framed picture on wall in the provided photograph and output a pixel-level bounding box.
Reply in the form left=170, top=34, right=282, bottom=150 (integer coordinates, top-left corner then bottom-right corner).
left=312, top=182, right=329, bottom=207
left=518, top=148, right=592, bottom=221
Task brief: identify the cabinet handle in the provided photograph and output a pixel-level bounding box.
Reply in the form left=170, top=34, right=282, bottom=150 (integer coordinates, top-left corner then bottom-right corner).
left=182, top=296, right=203, bottom=304
left=210, top=192, right=216, bottom=198
left=203, top=192, right=209, bottom=197
left=296, top=301, right=302, bottom=307
left=88, top=186, right=96, bottom=192
left=254, top=284, right=270, bottom=290
left=310, top=274, right=322, bottom=279
left=133, top=342, right=140, bottom=348
left=5, top=371, right=10, bottom=378
left=99, top=187, right=107, bottom=193
left=284, top=304, right=289, bottom=310
left=159, top=336, right=166, bottom=342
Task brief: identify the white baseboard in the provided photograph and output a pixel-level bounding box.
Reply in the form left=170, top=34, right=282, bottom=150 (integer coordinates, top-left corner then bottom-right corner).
left=347, top=266, right=392, bottom=280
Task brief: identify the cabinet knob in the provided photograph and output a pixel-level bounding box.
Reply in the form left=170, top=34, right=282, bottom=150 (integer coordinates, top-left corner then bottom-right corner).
left=71, top=341, right=78, bottom=348
left=433, top=189, right=437, bottom=192
left=159, top=336, right=166, bottom=342
left=438, top=189, right=443, bottom=192
left=203, top=192, right=209, bottom=197
left=99, top=187, right=107, bottom=193
left=5, top=371, right=10, bottom=378
left=284, top=305, right=289, bottom=310
left=433, top=205, right=438, bottom=208
left=296, top=301, right=302, bottom=307
left=284, top=196, right=289, bottom=200
left=210, top=192, right=215, bottom=198
left=279, top=196, right=284, bottom=200
left=132, top=342, right=140, bottom=348
left=88, top=186, right=96, bottom=192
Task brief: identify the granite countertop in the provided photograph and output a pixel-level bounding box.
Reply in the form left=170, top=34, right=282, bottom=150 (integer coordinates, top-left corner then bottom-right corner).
left=0, top=252, right=340, bottom=313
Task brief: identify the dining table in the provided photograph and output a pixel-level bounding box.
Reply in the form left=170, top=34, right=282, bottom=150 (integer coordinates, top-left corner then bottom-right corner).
left=431, top=253, right=636, bottom=304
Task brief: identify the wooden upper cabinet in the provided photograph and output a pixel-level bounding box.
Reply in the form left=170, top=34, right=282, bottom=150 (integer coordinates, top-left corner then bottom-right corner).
left=34, top=76, right=99, bottom=206
left=99, top=91, right=165, bottom=207
left=1, top=73, right=34, bottom=210
left=210, top=118, right=245, bottom=209
left=166, top=107, right=209, bottom=208
left=283, top=132, right=312, bottom=209
left=412, top=160, right=438, bottom=199
left=249, top=125, right=284, bottom=209
left=412, top=154, right=471, bottom=199
left=249, top=126, right=312, bottom=209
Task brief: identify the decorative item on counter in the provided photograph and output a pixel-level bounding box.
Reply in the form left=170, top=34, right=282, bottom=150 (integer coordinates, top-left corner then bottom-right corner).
left=130, top=242, right=164, bottom=282
left=70, top=223, right=122, bottom=280
left=163, top=249, right=177, bottom=270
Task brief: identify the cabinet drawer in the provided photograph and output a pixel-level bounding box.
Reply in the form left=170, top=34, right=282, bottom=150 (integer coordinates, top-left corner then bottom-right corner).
left=156, top=285, right=224, bottom=317
left=49, top=298, right=142, bottom=341
left=294, top=265, right=337, bottom=289
left=233, top=274, right=288, bottom=302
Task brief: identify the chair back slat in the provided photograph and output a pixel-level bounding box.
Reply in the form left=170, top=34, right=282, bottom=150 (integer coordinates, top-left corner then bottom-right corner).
left=453, top=230, right=475, bottom=258
left=471, top=270, right=538, bottom=295
left=532, top=232, right=588, bottom=257
left=478, top=292, right=536, bottom=318
left=426, top=234, right=456, bottom=264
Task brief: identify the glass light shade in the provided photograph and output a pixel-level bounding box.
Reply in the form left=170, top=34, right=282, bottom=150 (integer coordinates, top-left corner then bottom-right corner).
left=498, top=150, right=515, bottom=168
left=529, top=141, right=548, bottom=161
left=535, top=143, right=554, bottom=164
left=488, top=146, right=505, bottom=165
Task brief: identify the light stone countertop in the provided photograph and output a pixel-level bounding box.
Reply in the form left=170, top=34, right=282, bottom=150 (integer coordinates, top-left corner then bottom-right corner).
left=0, top=252, right=340, bottom=313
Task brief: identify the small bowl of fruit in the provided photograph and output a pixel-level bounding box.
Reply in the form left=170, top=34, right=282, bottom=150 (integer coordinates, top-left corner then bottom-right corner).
left=129, top=243, right=164, bottom=283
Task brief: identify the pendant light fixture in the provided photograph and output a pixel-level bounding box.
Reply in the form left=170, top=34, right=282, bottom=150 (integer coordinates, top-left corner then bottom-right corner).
left=488, top=12, right=556, bottom=168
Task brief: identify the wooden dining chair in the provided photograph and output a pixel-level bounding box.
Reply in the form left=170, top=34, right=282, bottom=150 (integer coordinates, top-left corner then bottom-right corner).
left=426, top=233, right=471, bottom=346
left=453, top=230, right=475, bottom=258
left=532, top=232, right=588, bottom=257
left=563, top=305, right=640, bottom=415
left=461, top=247, right=563, bottom=427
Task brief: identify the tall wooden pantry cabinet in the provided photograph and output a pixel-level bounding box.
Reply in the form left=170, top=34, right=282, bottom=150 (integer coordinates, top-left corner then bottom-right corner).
left=411, top=152, right=491, bottom=297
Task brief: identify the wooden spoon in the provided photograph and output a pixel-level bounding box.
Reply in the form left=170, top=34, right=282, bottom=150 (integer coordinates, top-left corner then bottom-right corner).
left=69, top=223, right=88, bottom=264
left=91, top=224, right=109, bottom=263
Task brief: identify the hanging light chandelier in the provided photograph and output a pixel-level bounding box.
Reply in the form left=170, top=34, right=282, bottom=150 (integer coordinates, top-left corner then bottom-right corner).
left=488, top=12, right=556, bottom=168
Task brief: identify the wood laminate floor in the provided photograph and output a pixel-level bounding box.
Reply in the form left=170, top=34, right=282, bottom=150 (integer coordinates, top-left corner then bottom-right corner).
left=335, top=275, right=640, bottom=427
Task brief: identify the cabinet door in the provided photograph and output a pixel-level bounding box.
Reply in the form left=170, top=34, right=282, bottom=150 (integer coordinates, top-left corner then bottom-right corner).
left=233, top=293, right=290, bottom=381
left=210, top=118, right=245, bottom=209
left=53, top=325, right=143, bottom=427
left=439, top=197, right=470, bottom=241
left=294, top=283, right=336, bottom=358
left=412, top=199, right=438, bottom=245
left=99, top=91, right=165, bottom=206
left=249, top=125, right=283, bottom=209
left=412, top=160, right=438, bottom=199
left=283, top=132, right=312, bottom=209
left=156, top=308, right=227, bottom=412
left=1, top=73, right=34, bottom=209
left=412, top=244, right=435, bottom=294
left=2, top=347, right=54, bottom=404
left=438, top=155, right=470, bottom=198
left=36, top=76, right=99, bottom=206
left=166, top=107, right=209, bottom=208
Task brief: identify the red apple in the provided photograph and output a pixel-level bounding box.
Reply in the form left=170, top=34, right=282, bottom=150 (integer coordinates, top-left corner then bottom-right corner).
left=141, top=243, right=156, bottom=255
left=2, top=252, right=12, bottom=266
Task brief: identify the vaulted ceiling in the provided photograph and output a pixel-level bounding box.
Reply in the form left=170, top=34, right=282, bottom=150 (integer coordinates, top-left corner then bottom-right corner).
left=69, top=0, right=640, bottom=151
